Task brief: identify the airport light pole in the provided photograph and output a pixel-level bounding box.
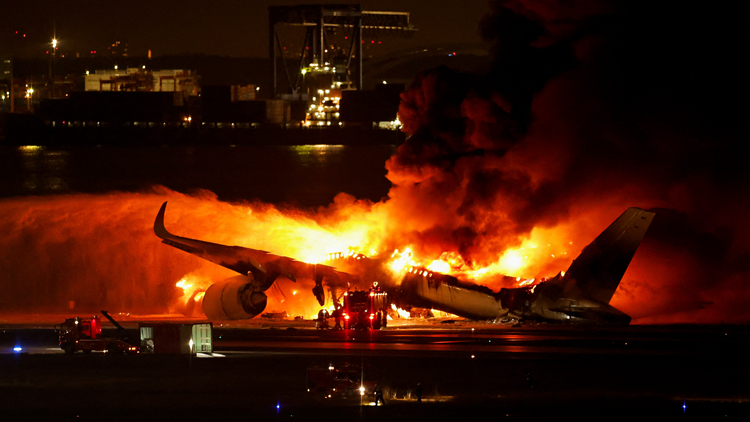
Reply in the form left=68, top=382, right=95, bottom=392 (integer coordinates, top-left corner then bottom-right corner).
left=52, top=38, right=57, bottom=75
left=359, top=358, right=365, bottom=420
left=49, top=36, right=58, bottom=80
left=26, top=86, right=33, bottom=113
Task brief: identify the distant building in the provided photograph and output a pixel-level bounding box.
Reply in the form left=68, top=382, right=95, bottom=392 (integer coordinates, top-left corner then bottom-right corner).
left=108, top=41, right=128, bottom=57
left=201, top=85, right=285, bottom=127
left=85, top=68, right=200, bottom=96
left=38, top=91, right=187, bottom=126
left=0, top=55, right=11, bottom=112
left=339, top=83, right=403, bottom=129
left=0, top=55, right=11, bottom=81
left=230, top=85, right=256, bottom=102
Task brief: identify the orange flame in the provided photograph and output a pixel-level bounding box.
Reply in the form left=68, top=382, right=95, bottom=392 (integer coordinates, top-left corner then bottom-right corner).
left=173, top=274, right=210, bottom=308
left=389, top=248, right=416, bottom=273
left=391, top=304, right=411, bottom=319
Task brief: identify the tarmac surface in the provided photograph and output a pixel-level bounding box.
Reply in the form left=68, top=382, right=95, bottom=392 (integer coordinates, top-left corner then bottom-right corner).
left=1, top=316, right=749, bottom=421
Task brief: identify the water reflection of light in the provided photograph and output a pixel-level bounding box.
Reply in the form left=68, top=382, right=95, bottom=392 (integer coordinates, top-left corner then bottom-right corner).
left=291, top=145, right=346, bottom=165
left=292, top=145, right=345, bottom=154
left=18, top=145, right=44, bottom=154
left=20, top=147, right=70, bottom=192
left=46, top=177, right=67, bottom=191
left=23, top=176, right=39, bottom=191
left=23, top=174, right=69, bottom=193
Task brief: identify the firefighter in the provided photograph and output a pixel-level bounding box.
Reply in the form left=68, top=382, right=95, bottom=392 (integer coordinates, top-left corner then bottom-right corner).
left=333, top=308, right=342, bottom=330
left=373, top=384, right=385, bottom=406
left=316, top=309, right=329, bottom=330
left=415, top=382, right=424, bottom=403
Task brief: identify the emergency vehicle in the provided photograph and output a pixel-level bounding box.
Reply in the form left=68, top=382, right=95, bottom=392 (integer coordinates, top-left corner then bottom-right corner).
left=341, top=284, right=388, bottom=330
left=56, top=310, right=139, bottom=354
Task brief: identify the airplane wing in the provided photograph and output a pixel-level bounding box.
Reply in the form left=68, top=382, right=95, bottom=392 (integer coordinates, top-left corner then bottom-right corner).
left=154, top=202, right=353, bottom=294
left=154, top=201, right=294, bottom=279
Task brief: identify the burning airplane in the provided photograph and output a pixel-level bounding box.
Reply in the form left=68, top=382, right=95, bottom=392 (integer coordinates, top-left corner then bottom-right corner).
left=155, top=202, right=653, bottom=324
left=395, top=207, right=655, bottom=324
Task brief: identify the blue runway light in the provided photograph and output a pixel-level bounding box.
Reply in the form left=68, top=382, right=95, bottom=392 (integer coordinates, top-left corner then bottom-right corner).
left=276, top=404, right=280, bottom=409
left=13, top=346, right=22, bottom=352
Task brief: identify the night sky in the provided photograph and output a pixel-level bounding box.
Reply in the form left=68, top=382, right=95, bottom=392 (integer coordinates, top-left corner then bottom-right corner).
left=1, top=0, right=490, bottom=58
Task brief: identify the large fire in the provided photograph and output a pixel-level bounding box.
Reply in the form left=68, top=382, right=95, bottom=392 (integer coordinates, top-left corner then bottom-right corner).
left=0, top=187, right=735, bottom=323
left=157, top=191, right=591, bottom=318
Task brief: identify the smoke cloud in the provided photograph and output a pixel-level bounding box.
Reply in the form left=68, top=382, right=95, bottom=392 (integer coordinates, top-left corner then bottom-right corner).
left=385, top=0, right=748, bottom=321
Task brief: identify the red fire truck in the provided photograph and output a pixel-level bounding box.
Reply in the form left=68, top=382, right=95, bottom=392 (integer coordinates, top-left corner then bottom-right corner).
left=56, top=310, right=139, bottom=354
left=341, top=285, right=388, bottom=330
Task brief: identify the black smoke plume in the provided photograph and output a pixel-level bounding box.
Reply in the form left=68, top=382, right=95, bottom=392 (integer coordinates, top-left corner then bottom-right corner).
left=388, top=0, right=748, bottom=321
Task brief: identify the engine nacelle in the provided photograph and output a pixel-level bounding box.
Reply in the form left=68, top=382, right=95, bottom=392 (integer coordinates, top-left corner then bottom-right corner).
left=202, top=275, right=267, bottom=320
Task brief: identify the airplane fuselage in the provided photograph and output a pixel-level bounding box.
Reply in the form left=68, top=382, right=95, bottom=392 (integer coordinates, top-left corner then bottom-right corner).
left=499, top=279, right=632, bottom=324
left=397, top=272, right=632, bottom=325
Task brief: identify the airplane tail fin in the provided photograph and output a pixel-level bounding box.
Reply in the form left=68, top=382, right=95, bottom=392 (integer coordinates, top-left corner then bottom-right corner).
left=564, top=207, right=655, bottom=304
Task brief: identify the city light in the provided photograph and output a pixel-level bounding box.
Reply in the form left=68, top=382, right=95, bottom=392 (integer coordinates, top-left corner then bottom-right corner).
left=52, top=38, right=58, bottom=49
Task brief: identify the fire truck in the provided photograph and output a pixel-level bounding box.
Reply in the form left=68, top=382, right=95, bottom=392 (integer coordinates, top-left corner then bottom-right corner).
left=341, top=284, right=388, bottom=330
left=56, top=310, right=139, bottom=354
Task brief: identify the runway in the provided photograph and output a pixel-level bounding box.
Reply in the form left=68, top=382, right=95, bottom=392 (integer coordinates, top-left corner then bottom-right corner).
left=2, top=321, right=749, bottom=420
left=213, top=325, right=742, bottom=357
left=3, top=319, right=744, bottom=356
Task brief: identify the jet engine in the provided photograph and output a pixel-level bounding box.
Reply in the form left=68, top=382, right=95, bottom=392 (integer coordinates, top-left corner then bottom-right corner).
left=202, top=275, right=268, bottom=320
